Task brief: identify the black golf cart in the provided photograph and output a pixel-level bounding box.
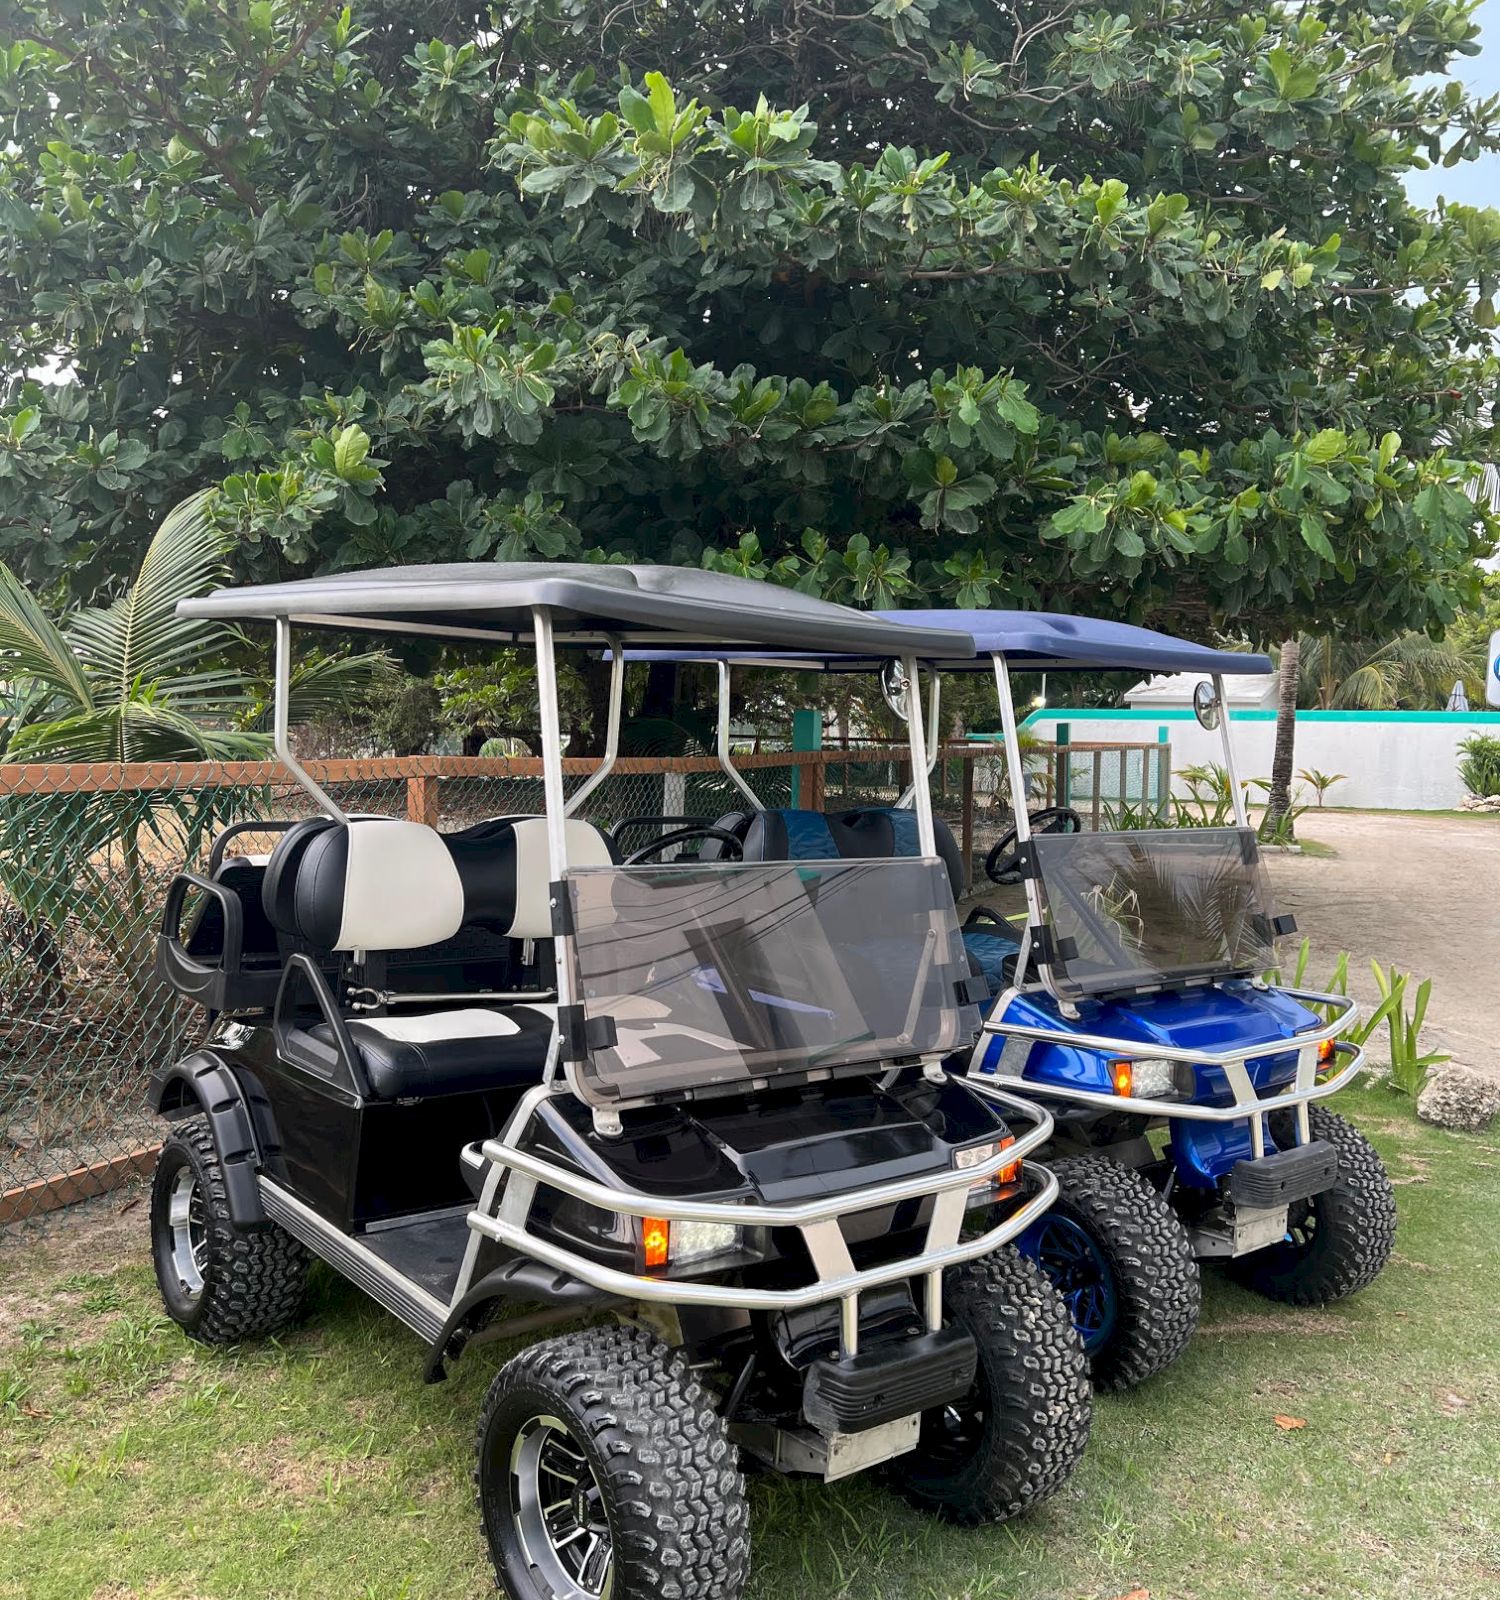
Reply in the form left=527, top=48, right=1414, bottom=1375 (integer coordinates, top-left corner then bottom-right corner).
left=148, top=564, right=1091, bottom=1600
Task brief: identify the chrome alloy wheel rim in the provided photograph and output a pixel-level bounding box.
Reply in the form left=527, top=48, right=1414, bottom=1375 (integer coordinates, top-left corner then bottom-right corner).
left=510, top=1413, right=614, bottom=1599
left=166, top=1165, right=208, bottom=1297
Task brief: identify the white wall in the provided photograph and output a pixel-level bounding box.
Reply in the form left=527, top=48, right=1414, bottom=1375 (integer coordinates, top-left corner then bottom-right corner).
left=1021, top=709, right=1500, bottom=811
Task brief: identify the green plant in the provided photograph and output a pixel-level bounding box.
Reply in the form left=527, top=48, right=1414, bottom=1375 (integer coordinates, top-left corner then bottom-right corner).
left=1457, top=733, right=1500, bottom=798
left=1297, top=768, right=1348, bottom=806
left=0, top=3, right=1493, bottom=639
left=1372, top=962, right=1451, bottom=1099
left=1277, top=939, right=1448, bottom=1097
left=0, top=492, right=385, bottom=984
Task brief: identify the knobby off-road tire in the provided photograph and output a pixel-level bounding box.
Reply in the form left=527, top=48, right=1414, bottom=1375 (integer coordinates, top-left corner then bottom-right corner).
left=1230, top=1104, right=1397, bottom=1304
left=1038, top=1155, right=1201, bottom=1391
left=476, top=1324, right=749, bottom=1600
left=891, top=1247, right=1092, bottom=1525
left=149, top=1115, right=308, bottom=1344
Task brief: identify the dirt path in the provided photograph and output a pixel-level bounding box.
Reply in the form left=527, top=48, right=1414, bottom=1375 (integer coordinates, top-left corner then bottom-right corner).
left=1264, top=811, right=1500, bottom=1080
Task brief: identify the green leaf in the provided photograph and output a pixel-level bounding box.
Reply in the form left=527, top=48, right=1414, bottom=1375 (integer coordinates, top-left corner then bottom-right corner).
left=332, top=424, right=372, bottom=480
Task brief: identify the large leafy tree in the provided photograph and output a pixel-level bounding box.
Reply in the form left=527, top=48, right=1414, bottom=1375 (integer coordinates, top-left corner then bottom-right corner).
left=0, top=0, right=1496, bottom=643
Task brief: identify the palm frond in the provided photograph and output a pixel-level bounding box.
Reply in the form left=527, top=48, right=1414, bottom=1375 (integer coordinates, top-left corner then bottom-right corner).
left=240, top=649, right=395, bottom=732
left=0, top=558, right=95, bottom=710
left=65, top=490, right=237, bottom=707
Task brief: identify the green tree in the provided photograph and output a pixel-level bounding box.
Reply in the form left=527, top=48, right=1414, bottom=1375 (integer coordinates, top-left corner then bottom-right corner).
left=0, top=0, right=1495, bottom=643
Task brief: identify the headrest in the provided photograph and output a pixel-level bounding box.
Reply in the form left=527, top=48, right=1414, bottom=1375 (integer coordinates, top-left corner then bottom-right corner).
left=500, top=817, right=613, bottom=939
left=295, top=819, right=466, bottom=951
left=261, top=817, right=339, bottom=934
left=265, top=813, right=615, bottom=954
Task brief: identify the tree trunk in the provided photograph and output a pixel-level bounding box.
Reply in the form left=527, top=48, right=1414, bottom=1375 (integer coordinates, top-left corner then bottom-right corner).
left=1262, top=637, right=1301, bottom=840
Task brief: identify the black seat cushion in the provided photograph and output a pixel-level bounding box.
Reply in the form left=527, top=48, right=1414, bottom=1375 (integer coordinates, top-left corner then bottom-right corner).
left=307, top=1004, right=555, bottom=1099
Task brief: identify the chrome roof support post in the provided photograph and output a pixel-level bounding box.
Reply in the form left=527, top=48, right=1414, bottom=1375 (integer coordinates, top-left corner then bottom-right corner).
left=895, top=668, right=942, bottom=810
left=992, top=651, right=1050, bottom=998
left=532, top=606, right=574, bottom=1022
left=1216, top=673, right=1252, bottom=830
left=716, top=660, right=762, bottom=810
left=904, top=654, right=938, bottom=859
left=563, top=634, right=624, bottom=817
left=273, top=617, right=348, bottom=822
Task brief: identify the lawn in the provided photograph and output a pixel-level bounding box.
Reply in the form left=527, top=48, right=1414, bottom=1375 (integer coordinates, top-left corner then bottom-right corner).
left=3, top=1082, right=1498, bottom=1600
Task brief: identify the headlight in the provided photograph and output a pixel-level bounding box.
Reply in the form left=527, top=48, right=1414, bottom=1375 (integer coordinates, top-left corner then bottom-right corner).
left=954, top=1135, right=1020, bottom=1190
left=640, top=1217, right=743, bottom=1270
left=1111, top=1057, right=1196, bottom=1100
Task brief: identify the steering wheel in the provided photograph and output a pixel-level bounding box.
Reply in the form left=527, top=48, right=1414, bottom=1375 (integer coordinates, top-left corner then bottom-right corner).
left=984, top=807, right=1083, bottom=885
left=623, top=825, right=745, bottom=866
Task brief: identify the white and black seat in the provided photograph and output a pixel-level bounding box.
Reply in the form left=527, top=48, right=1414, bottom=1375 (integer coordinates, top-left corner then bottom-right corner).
left=262, top=815, right=612, bottom=1099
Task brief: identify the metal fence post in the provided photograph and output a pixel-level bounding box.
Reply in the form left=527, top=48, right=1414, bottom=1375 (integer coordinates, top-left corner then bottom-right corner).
left=1055, top=722, right=1071, bottom=810
left=1157, top=726, right=1170, bottom=810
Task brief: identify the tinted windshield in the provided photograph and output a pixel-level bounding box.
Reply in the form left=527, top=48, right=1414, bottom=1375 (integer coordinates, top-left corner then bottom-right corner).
left=563, top=859, right=976, bottom=1104
left=1030, top=827, right=1278, bottom=999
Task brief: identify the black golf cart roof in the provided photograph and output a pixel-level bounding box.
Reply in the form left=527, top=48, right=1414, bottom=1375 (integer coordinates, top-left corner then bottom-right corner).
left=623, top=608, right=1270, bottom=675
left=179, top=562, right=976, bottom=659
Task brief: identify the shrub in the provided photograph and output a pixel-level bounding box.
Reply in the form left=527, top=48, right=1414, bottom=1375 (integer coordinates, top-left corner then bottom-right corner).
left=1457, top=733, right=1500, bottom=798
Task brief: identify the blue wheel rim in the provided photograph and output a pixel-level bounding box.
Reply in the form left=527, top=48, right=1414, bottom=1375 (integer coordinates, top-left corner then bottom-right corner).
left=1018, top=1215, right=1119, bottom=1355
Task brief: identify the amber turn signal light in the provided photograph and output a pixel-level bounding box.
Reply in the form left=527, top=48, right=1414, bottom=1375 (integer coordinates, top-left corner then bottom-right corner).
left=642, top=1218, right=670, bottom=1269
left=1109, top=1058, right=1134, bottom=1098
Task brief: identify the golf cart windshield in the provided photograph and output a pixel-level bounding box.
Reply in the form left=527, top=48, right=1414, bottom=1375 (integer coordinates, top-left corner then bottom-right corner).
left=562, top=858, right=976, bottom=1103
left=1030, top=826, right=1280, bottom=1000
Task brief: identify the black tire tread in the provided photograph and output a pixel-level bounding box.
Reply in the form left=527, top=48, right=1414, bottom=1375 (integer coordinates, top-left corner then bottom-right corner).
left=1049, top=1154, right=1202, bottom=1390
left=476, top=1323, right=749, bottom=1600
left=1230, top=1104, right=1396, bottom=1305
left=151, top=1116, right=308, bottom=1345
left=893, top=1248, right=1091, bottom=1525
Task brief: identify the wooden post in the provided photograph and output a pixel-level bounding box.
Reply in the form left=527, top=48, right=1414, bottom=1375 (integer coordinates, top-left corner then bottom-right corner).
left=407, top=773, right=441, bottom=827
left=960, top=751, right=975, bottom=893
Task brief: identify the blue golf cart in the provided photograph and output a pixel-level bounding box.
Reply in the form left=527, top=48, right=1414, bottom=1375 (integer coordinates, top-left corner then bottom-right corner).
left=628, top=611, right=1397, bottom=1390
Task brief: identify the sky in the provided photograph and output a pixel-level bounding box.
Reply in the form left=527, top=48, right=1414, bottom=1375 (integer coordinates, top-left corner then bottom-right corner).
left=1404, top=0, right=1500, bottom=211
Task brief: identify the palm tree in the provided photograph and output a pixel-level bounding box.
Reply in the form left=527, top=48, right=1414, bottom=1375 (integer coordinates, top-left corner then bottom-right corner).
left=1261, top=637, right=1301, bottom=842
left=0, top=492, right=383, bottom=980
left=1297, top=631, right=1482, bottom=710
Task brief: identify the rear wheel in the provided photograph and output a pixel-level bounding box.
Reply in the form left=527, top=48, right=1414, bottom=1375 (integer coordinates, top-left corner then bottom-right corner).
left=476, top=1325, right=749, bottom=1600
left=1019, top=1155, right=1201, bottom=1390
left=149, top=1115, right=308, bottom=1344
left=892, top=1248, right=1091, bottom=1524
left=1230, top=1105, right=1396, bottom=1304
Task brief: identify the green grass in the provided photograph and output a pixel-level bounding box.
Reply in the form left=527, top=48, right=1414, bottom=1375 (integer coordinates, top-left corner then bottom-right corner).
left=4, top=1083, right=1498, bottom=1600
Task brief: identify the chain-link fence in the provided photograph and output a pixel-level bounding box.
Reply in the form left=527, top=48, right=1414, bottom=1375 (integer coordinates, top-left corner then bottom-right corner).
left=0, top=737, right=1166, bottom=1224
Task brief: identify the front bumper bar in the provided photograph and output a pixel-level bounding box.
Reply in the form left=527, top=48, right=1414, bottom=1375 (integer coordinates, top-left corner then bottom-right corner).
left=977, top=987, right=1364, bottom=1156
left=468, top=1081, right=1057, bottom=1359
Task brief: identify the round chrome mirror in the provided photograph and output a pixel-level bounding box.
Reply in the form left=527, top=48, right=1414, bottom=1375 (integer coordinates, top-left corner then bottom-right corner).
left=880, top=658, right=911, bottom=722
left=1193, top=679, right=1222, bottom=730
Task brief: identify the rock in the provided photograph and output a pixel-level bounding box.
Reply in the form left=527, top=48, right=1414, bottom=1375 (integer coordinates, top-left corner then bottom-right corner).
left=1416, top=1063, right=1500, bottom=1132
left=1458, top=793, right=1500, bottom=813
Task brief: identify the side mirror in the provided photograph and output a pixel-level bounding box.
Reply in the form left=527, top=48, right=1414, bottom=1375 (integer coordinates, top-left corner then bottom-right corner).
left=1193, top=679, right=1222, bottom=730
left=880, top=658, right=911, bottom=722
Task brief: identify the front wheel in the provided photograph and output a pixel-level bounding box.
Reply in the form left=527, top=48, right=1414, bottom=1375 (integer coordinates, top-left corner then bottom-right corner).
left=149, top=1115, right=308, bottom=1345
left=891, top=1248, right=1091, bottom=1525
left=1230, top=1105, right=1396, bottom=1304
left=476, top=1325, right=749, bottom=1600
left=1018, top=1155, right=1201, bottom=1391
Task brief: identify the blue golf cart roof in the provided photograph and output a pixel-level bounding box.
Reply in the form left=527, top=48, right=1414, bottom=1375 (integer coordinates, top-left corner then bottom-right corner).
left=622, top=609, right=1270, bottom=675
left=873, top=610, right=1271, bottom=674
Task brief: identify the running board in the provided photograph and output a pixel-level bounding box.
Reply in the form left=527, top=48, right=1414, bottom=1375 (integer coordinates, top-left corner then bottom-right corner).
left=259, top=1179, right=449, bottom=1344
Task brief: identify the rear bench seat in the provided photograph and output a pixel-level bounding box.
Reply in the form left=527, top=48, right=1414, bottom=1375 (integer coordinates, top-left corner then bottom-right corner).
left=262, top=815, right=612, bottom=1099
left=738, top=806, right=1020, bottom=998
